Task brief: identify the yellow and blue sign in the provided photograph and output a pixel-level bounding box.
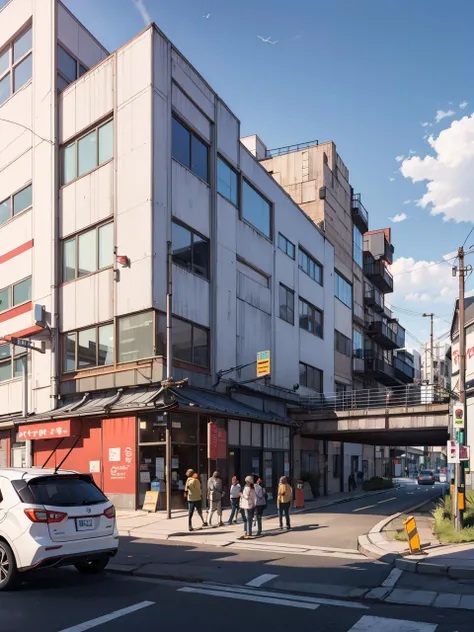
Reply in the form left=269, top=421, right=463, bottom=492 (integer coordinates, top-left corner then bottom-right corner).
left=256, top=350, right=271, bottom=377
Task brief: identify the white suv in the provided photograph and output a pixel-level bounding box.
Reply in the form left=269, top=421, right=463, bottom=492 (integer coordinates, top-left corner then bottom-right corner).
left=0, top=468, right=119, bottom=590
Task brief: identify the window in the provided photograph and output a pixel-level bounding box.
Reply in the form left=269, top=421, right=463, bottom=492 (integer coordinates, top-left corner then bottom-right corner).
left=0, top=26, right=32, bottom=106
left=299, top=362, right=323, bottom=392
left=335, top=330, right=351, bottom=357
left=279, top=283, right=294, bottom=324
left=62, top=323, right=114, bottom=372
left=242, top=180, right=271, bottom=238
left=299, top=298, right=323, bottom=338
left=0, top=277, right=31, bottom=313
left=57, top=44, right=88, bottom=91
left=172, top=117, right=209, bottom=182
left=353, top=329, right=364, bottom=358
left=217, top=157, right=238, bottom=206
left=0, top=183, right=33, bottom=226
left=278, top=233, right=295, bottom=259
left=353, top=225, right=363, bottom=268
left=172, top=221, right=209, bottom=279
left=117, top=311, right=153, bottom=363
left=61, top=119, right=114, bottom=185
left=335, top=272, right=352, bottom=308
left=298, top=247, right=323, bottom=285
left=61, top=222, right=113, bottom=282
left=156, top=313, right=210, bottom=368
left=0, top=344, right=26, bottom=383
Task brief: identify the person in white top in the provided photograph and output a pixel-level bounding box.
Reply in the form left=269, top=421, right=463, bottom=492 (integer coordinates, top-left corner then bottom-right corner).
left=227, top=476, right=242, bottom=525
left=239, top=476, right=257, bottom=539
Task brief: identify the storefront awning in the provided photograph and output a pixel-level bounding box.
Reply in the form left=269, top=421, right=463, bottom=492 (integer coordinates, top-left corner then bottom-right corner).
left=170, top=386, right=295, bottom=426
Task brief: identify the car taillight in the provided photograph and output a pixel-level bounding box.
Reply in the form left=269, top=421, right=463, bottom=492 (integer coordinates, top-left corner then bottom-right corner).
left=104, top=505, right=115, bottom=519
left=24, top=509, right=67, bottom=523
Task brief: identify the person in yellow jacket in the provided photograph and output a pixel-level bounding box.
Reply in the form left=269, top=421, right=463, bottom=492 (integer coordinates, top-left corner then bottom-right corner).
left=277, top=476, right=293, bottom=530
left=185, top=469, right=208, bottom=532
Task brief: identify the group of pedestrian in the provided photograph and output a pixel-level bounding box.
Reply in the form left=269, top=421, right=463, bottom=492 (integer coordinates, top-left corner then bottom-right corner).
left=184, top=468, right=293, bottom=537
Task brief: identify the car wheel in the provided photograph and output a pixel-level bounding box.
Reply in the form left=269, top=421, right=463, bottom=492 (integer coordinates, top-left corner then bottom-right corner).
left=74, top=558, right=109, bottom=574
left=0, top=540, right=19, bottom=591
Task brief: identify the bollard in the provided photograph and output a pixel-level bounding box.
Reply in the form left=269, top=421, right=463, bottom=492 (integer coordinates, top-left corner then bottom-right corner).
left=403, top=515, right=422, bottom=554
left=294, top=480, right=305, bottom=508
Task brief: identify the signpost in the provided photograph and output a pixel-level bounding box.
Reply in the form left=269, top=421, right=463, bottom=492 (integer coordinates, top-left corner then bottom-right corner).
left=142, top=490, right=159, bottom=513
left=256, top=350, right=271, bottom=377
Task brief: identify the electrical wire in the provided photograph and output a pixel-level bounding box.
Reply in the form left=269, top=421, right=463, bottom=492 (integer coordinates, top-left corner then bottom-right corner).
left=391, top=248, right=474, bottom=277
left=462, top=226, right=474, bottom=249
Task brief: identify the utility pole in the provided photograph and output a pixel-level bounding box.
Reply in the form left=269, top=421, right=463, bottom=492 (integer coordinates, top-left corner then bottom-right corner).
left=166, top=239, right=173, bottom=519
left=422, top=313, right=434, bottom=383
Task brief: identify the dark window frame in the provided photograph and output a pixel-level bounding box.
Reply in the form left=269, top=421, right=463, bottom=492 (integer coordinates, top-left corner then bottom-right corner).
left=57, top=42, right=88, bottom=92
left=156, top=311, right=210, bottom=369
left=278, top=233, right=295, bottom=260
left=241, top=178, right=273, bottom=240
left=279, top=283, right=294, bottom=325
left=0, top=24, right=33, bottom=107
left=217, top=155, right=239, bottom=207
left=335, top=271, right=353, bottom=309
left=171, top=219, right=210, bottom=280
left=299, top=297, right=324, bottom=339
left=335, top=330, right=351, bottom=357
left=172, top=115, right=210, bottom=183
left=60, top=117, right=114, bottom=186
left=299, top=361, right=323, bottom=392
left=61, top=220, right=114, bottom=283
left=298, top=246, right=323, bottom=285
left=0, top=276, right=32, bottom=314
left=0, top=182, right=32, bottom=227
left=62, top=321, right=115, bottom=373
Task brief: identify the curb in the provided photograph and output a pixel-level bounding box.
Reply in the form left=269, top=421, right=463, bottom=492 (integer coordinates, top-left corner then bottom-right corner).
left=395, top=553, right=474, bottom=580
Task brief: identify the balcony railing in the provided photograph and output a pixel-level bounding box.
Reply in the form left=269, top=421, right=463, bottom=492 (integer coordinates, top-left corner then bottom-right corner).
left=265, top=140, right=319, bottom=159
left=367, top=321, right=399, bottom=349
left=351, top=193, right=369, bottom=233
left=364, top=288, right=384, bottom=312
left=393, top=356, right=415, bottom=383
left=364, top=255, right=394, bottom=294
left=299, top=383, right=451, bottom=412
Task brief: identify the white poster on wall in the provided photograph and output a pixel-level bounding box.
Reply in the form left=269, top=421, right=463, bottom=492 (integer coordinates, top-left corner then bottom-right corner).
left=109, top=447, right=121, bottom=462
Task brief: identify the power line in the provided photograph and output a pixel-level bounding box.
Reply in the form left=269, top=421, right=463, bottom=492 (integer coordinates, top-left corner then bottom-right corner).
left=391, top=249, right=474, bottom=277
left=462, top=226, right=474, bottom=249
left=0, top=117, right=54, bottom=145
left=388, top=303, right=452, bottom=325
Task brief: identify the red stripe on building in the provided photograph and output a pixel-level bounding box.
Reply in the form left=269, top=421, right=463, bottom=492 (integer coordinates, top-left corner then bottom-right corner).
left=0, top=239, right=34, bottom=264
left=0, top=301, right=32, bottom=324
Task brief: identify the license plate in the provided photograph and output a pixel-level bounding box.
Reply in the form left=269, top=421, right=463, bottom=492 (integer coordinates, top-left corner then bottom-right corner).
left=76, top=518, right=94, bottom=531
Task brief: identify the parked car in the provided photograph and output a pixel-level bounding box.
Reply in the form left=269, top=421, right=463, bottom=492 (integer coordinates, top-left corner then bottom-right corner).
left=0, top=468, right=119, bottom=591
left=418, top=470, right=436, bottom=485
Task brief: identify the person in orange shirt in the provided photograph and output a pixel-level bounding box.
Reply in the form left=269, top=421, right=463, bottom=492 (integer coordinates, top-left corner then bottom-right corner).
left=277, top=476, right=293, bottom=530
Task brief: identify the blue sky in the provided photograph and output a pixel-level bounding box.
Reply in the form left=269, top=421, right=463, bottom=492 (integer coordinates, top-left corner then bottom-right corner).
left=63, top=0, right=474, bottom=347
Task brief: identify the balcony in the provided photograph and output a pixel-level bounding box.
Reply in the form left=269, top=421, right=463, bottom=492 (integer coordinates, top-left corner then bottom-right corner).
left=394, top=324, right=405, bottom=349
left=364, top=230, right=394, bottom=265
left=394, top=356, right=415, bottom=383
left=363, top=253, right=393, bottom=294
left=367, top=320, right=399, bottom=349
left=351, top=193, right=369, bottom=233
left=364, top=287, right=384, bottom=312
left=353, top=302, right=365, bottom=326
left=364, top=351, right=396, bottom=386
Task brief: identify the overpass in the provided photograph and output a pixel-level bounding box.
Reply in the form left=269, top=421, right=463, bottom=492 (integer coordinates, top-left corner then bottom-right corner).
left=290, top=384, right=452, bottom=446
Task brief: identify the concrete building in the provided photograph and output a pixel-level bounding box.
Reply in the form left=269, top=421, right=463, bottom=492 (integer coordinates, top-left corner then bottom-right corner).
left=0, top=0, right=341, bottom=507
left=422, top=339, right=452, bottom=389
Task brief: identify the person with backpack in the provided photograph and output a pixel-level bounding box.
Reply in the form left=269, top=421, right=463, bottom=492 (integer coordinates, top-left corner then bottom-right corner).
left=254, top=476, right=267, bottom=536
left=239, top=475, right=256, bottom=539
left=207, top=471, right=224, bottom=527
left=277, top=476, right=293, bottom=530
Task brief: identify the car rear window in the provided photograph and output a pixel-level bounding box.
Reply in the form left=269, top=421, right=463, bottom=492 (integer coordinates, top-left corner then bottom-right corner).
left=421, top=471, right=433, bottom=476
left=27, top=476, right=106, bottom=507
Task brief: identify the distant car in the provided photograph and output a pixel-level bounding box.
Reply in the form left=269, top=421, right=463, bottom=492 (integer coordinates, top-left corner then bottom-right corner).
left=0, top=468, right=119, bottom=591
left=418, top=470, right=436, bottom=485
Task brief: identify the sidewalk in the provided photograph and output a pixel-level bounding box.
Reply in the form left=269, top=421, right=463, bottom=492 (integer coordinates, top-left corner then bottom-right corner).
left=118, top=486, right=396, bottom=546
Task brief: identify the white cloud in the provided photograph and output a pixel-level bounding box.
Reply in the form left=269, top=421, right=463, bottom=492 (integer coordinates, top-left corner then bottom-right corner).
left=132, top=0, right=151, bottom=25
left=389, top=177, right=395, bottom=182
left=460, top=101, right=469, bottom=110
left=395, top=155, right=405, bottom=162
left=391, top=256, right=458, bottom=307
left=435, top=109, right=456, bottom=123
left=390, top=213, right=408, bottom=223
left=403, top=200, right=412, bottom=205
left=400, top=113, right=474, bottom=223
left=421, top=122, right=432, bottom=127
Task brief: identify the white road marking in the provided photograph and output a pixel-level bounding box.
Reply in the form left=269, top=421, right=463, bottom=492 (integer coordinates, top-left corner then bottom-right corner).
left=381, top=568, right=403, bottom=587
left=178, top=586, right=319, bottom=610
left=180, top=582, right=368, bottom=610
left=348, top=615, right=437, bottom=631
left=58, top=601, right=155, bottom=632
left=377, top=497, right=396, bottom=504
left=246, top=573, right=279, bottom=587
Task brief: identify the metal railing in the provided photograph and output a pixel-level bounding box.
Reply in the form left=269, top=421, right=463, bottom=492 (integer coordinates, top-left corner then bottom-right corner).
left=351, top=193, right=369, bottom=226
left=299, top=383, right=451, bottom=412
left=393, top=356, right=415, bottom=380
left=364, top=259, right=394, bottom=292
left=265, top=140, right=319, bottom=158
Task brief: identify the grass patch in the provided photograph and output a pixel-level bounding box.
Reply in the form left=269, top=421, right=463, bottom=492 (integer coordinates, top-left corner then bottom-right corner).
left=394, top=529, right=408, bottom=542
left=432, top=491, right=474, bottom=543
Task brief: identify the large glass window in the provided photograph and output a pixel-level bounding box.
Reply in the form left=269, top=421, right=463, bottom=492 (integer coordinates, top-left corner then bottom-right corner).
left=0, top=277, right=32, bottom=313
left=298, top=247, right=323, bottom=285
left=62, top=323, right=114, bottom=372
left=61, top=119, right=114, bottom=185
left=172, top=221, right=209, bottom=279
left=279, top=283, right=294, bottom=325
left=0, top=346, right=11, bottom=383
left=0, top=183, right=33, bottom=227
left=335, top=272, right=352, bottom=308
left=156, top=312, right=210, bottom=368
left=173, top=318, right=192, bottom=364
left=278, top=233, right=295, bottom=260
left=0, top=26, right=32, bottom=106
left=62, top=222, right=113, bottom=282
left=118, top=311, right=153, bottom=362
left=217, top=157, right=238, bottom=206
left=299, top=297, right=323, bottom=338
left=353, top=225, right=363, bottom=268
left=242, top=180, right=271, bottom=238
left=0, top=286, right=10, bottom=312
left=353, top=329, right=364, bottom=358
left=172, top=117, right=209, bottom=182
left=335, top=330, right=351, bottom=357
left=299, top=362, right=323, bottom=392
left=57, top=44, right=88, bottom=92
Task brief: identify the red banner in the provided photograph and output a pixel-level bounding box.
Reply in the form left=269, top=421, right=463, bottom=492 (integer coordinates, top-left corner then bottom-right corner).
left=102, top=417, right=137, bottom=495
left=208, top=422, right=227, bottom=459
left=18, top=420, right=80, bottom=441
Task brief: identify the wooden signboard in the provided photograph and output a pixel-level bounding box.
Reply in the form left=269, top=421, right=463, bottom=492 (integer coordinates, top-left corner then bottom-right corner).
left=142, top=490, right=159, bottom=513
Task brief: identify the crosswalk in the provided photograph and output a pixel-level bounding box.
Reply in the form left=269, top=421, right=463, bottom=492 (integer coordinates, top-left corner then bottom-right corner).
left=177, top=583, right=440, bottom=632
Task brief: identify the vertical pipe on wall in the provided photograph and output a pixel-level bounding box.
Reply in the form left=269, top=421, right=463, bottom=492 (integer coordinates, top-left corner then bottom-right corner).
left=23, top=355, right=32, bottom=467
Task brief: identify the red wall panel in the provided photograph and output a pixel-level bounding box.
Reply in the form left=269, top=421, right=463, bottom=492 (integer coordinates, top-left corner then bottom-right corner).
left=101, top=417, right=137, bottom=495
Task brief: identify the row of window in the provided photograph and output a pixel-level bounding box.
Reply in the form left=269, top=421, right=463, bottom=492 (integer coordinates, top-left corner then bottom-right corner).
left=62, top=119, right=113, bottom=185
left=57, top=44, right=87, bottom=92
left=0, top=345, right=26, bottom=383
left=279, top=284, right=324, bottom=338
left=0, top=277, right=32, bottom=313
left=62, top=222, right=113, bottom=282
left=172, top=117, right=209, bottom=183
left=63, top=311, right=210, bottom=372
left=335, top=271, right=352, bottom=308
left=299, top=361, right=323, bottom=393
left=0, top=183, right=32, bottom=226
left=0, top=25, right=32, bottom=107
left=279, top=233, right=324, bottom=287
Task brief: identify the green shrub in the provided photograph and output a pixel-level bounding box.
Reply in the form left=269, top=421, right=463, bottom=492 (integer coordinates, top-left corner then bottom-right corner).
left=362, top=476, right=393, bottom=492
left=432, top=493, right=474, bottom=543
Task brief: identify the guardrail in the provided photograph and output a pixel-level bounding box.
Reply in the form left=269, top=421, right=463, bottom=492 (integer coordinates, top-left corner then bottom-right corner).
left=265, top=140, right=319, bottom=158
left=299, top=383, right=452, bottom=412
